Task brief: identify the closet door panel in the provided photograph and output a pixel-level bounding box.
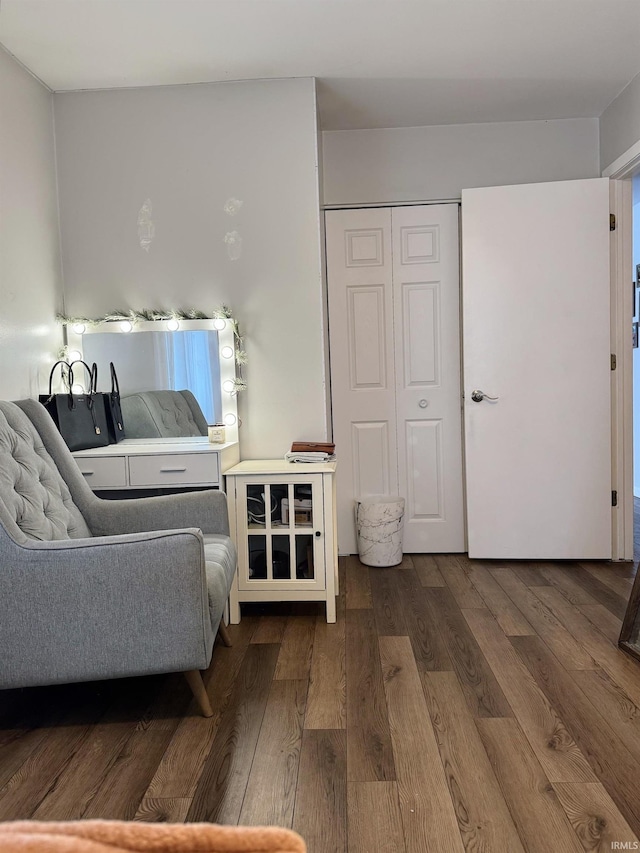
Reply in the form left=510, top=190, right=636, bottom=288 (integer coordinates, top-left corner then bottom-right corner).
left=326, top=208, right=396, bottom=555
left=392, top=205, right=465, bottom=552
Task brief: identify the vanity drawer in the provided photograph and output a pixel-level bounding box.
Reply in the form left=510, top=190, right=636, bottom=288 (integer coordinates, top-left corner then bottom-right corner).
left=75, top=456, right=127, bottom=489
left=128, top=453, right=220, bottom=487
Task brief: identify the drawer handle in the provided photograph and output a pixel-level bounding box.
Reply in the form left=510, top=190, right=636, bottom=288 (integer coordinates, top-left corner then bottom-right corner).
left=82, top=471, right=94, bottom=476
left=160, top=466, right=188, bottom=473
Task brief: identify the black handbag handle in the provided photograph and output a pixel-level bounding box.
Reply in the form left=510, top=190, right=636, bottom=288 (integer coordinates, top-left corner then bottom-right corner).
left=46, top=361, right=74, bottom=407
left=69, top=360, right=97, bottom=396
left=109, top=362, right=120, bottom=398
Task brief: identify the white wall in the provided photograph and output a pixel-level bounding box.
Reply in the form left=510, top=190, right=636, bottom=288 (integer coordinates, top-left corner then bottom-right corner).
left=0, top=47, right=63, bottom=399
left=600, top=72, right=640, bottom=173
left=53, top=78, right=326, bottom=459
left=322, top=118, right=600, bottom=206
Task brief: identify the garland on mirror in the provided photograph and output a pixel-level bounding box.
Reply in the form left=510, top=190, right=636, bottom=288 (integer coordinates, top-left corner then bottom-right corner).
left=57, top=307, right=247, bottom=393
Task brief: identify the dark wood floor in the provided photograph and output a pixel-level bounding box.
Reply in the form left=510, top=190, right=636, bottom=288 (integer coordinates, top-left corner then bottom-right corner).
left=2, top=539, right=640, bottom=852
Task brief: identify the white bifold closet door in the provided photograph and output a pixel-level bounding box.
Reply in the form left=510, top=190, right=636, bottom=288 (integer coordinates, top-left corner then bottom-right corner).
left=326, top=204, right=465, bottom=555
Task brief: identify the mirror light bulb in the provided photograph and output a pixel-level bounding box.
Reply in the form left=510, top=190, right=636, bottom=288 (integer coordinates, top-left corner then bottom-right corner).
left=222, top=380, right=235, bottom=393
left=68, top=350, right=82, bottom=362
left=167, top=319, right=179, bottom=331
left=224, top=413, right=237, bottom=426
left=213, top=318, right=226, bottom=330
left=71, top=384, right=84, bottom=395
left=220, top=345, right=234, bottom=359
left=72, top=323, right=86, bottom=335
left=120, top=321, right=133, bottom=332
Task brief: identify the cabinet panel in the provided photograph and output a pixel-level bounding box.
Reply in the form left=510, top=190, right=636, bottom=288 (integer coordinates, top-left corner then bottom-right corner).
left=75, top=455, right=127, bottom=489
left=128, top=452, right=220, bottom=487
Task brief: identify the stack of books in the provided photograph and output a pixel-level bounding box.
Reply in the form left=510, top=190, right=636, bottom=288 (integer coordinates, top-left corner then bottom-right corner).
left=284, top=441, right=336, bottom=463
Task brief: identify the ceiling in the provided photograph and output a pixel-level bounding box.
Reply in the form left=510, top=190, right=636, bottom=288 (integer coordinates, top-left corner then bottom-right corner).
left=1, top=0, right=640, bottom=131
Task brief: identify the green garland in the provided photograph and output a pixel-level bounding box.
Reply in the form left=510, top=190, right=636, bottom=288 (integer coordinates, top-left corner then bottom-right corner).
left=57, top=307, right=247, bottom=392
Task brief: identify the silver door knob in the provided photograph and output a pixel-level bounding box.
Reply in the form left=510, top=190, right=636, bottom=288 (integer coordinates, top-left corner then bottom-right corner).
left=471, top=390, right=499, bottom=402
left=418, top=399, right=428, bottom=408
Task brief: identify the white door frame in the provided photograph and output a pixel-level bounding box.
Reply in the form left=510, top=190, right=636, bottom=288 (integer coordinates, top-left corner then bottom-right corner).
left=604, top=144, right=639, bottom=561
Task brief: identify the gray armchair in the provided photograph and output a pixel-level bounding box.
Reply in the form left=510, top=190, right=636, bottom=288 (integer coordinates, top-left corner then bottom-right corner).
left=0, top=399, right=236, bottom=716
left=120, top=389, right=209, bottom=438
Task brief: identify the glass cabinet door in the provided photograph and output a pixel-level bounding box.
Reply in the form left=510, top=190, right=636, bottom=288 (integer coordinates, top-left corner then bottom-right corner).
left=239, top=476, right=324, bottom=589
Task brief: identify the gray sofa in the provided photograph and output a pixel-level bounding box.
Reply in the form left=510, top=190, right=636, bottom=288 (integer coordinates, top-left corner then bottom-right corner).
left=121, top=389, right=208, bottom=438
left=0, top=399, right=236, bottom=715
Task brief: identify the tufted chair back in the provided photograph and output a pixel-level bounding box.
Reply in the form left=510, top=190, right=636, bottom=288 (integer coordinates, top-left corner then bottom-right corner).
left=0, top=402, right=91, bottom=543
left=120, top=389, right=208, bottom=438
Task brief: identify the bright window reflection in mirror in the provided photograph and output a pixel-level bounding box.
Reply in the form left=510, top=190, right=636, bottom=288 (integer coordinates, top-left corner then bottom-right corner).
left=65, top=319, right=239, bottom=444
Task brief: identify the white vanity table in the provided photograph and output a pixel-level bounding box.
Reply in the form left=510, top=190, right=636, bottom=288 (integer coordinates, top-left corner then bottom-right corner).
left=73, top=437, right=240, bottom=491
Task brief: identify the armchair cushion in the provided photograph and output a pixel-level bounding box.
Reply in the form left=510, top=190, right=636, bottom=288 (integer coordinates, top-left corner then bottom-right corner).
left=0, top=402, right=91, bottom=542
left=204, top=534, right=238, bottom=630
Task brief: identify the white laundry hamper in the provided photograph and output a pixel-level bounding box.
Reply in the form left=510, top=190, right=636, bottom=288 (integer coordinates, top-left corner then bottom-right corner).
left=355, top=495, right=405, bottom=567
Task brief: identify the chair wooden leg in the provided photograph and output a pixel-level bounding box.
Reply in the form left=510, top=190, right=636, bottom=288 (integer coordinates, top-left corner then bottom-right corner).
left=184, top=670, right=213, bottom=717
left=217, top=622, right=233, bottom=647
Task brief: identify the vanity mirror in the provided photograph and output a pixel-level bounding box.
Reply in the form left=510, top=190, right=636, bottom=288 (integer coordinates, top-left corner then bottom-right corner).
left=65, top=318, right=239, bottom=444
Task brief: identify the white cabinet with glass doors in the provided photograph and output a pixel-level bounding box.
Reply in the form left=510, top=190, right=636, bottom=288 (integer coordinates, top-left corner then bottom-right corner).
left=225, top=459, right=338, bottom=623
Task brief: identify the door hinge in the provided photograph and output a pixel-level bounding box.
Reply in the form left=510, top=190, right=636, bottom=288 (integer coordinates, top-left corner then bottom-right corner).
left=611, top=353, right=617, bottom=370
left=610, top=213, right=616, bottom=231
left=612, top=490, right=618, bottom=507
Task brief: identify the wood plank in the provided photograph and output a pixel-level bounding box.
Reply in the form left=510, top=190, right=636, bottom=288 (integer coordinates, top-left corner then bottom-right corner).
left=134, top=797, right=191, bottom=822
left=420, top=670, right=525, bottom=852
left=239, top=679, right=307, bottom=826
left=576, top=604, right=623, bottom=646
left=413, top=554, right=446, bottom=587
left=529, top=585, right=640, bottom=711
left=0, top=685, right=112, bottom=821
left=274, top=609, right=316, bottom=681
left=346, top=555, right=373, bottom=609
left=570, top=668, right=640, bottom=767
left=424, top=587, right=513, bottom=718
left=305, top=607, right=346, bottom=730
left=536, top=562, right=600, bottom=606
left=395, top=569, right=453, bottom=672
left=462, top=607, right=595, bottom=783
left=460, top=559, right=535, bottom=636
left=369, top=567, right=409, bottom=635
left=435, top=554, right=485, bottom=609
left=81, top=675, right=188, bottom=820
left=549, top=564, right=628, bottom=620
left=292, top=729, right=346, bottom=853
left=511, top=634, right=640, bottom=835
left=508, top=563, right=549, bottom=586
left=379, top=636, right=465, bottom=853
left=33, top=678, right=157, bottom=820
left=345, top=608, right=396, bottom=782
left=476, top=717, right=584, bottom=853
left=142, top=620, right=255, bottom=800
left=250, top=614, right=288, bottom=644
left=553, top=782, right=639, bottom=852
left=187, top=643, right=280, bottom=823
left=396, top=554, right=415, bottom=569
left=347, top=782, right=405, bottom=853
left=580, top=561, right=635, bottom=599
left=490, top=567, right=598, bottom=670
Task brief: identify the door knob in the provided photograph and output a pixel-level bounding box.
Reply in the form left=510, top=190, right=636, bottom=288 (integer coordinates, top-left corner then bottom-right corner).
left=471, top=390, right=499, bottom=403
left=418, top=399, right=428, bottom=408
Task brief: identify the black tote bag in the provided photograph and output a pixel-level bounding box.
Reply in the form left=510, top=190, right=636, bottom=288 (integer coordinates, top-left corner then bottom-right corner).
left=104, top=362, right=125, bottom=444
left=39, top=360, right=110, bottom=452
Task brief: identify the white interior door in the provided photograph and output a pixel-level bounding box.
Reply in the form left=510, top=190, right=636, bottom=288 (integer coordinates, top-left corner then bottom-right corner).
left=326, top=208, right=397, bottom=555
left=392, top=205, right=465, bottom=552
left=462, top=178, right=612, bottom=559
left=326, top=204, right=464, bottom=554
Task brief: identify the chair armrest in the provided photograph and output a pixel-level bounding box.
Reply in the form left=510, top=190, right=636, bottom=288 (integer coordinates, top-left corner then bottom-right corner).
left=0, top=528, right=214, bottom=690
left=83, top=489, right=230, bottom=537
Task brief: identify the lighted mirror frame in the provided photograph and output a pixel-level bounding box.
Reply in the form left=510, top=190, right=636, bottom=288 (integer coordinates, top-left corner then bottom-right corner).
left=65, top=318, right=239, bottom=445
